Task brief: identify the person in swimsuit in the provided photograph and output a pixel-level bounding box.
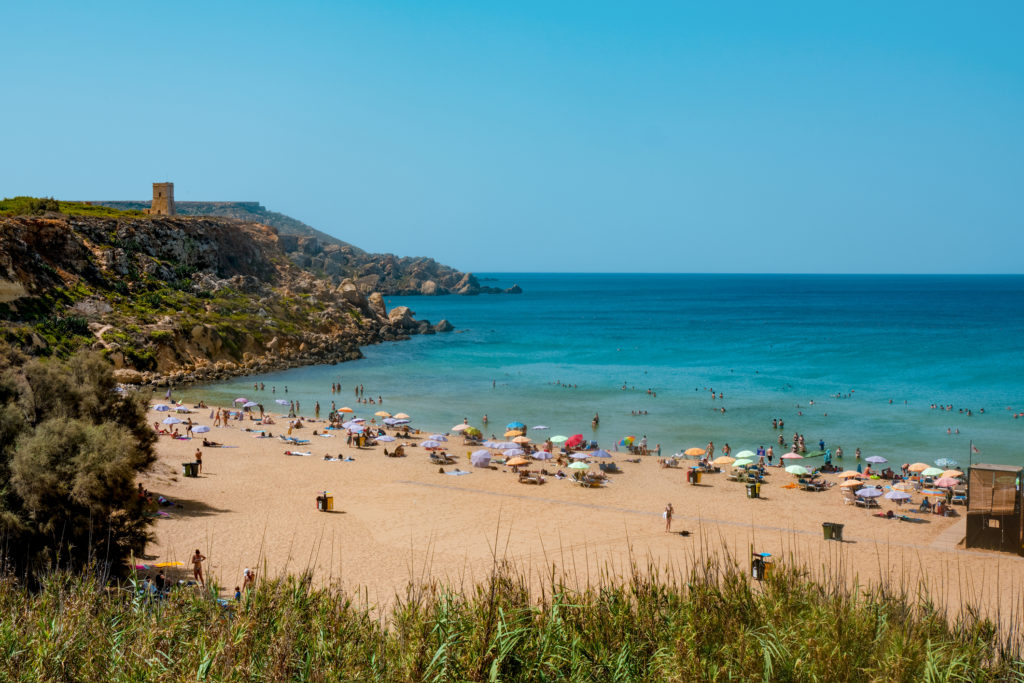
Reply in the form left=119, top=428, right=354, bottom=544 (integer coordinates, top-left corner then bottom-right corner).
left=192, top=549, right=207, bottom=586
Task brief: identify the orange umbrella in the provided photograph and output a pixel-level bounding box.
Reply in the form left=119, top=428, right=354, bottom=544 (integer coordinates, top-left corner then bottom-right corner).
left=506, top=457, right=530, bottom=466
left=684, top=447, right=705, bottom=457
left=907, top=462, right=930, bottom=473
left=394, top=412, right=410, bottom=419
left=505, top=429, right=524, bottom=437
left=838, top=471, right=864, bottom=478
left=839, top=479, right=862, bottom=488
left=940, top=469, right=963, bottom=479
left=339, top=407, right=354, bottom=413
left=375, top=410, right=391, bottom=417
left=512, top=436, right=531, bottom=444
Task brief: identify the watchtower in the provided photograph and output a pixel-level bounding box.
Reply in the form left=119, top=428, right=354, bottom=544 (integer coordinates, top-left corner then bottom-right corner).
left=147, top=182, right=175, bottom=216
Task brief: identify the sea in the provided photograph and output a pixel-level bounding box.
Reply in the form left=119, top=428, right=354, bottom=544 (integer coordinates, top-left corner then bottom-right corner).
left=192, top=274, right=1024, bottom=468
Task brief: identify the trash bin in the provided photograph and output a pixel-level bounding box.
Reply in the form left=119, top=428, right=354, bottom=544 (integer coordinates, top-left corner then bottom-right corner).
left=822, top=522, right=844, bottom=541
left=316, top=494, right=334, bottom=512
left=751, top=552, right=772, bottom=581
left=694, top=470, right=702, bottom=484
left=746, top=482, right=759, bottom=499
left=182, top=462, right=198, bottom=478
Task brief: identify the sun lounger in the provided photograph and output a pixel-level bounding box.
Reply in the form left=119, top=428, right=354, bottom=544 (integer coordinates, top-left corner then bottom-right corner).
left=598, top=462, right=621, bottom=474
left=518, top=472, right=545, bottom=485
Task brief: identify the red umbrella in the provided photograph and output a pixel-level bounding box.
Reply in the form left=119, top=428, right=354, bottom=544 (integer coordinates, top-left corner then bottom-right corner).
left=565, top=434, right=584, bottom=448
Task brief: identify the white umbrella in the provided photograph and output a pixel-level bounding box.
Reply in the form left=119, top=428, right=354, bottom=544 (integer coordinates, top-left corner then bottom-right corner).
left=429, top=434, right=449, bottom=441
left=451, top=424, right=470, bottom=432
left=243, top=401, right=259, bottom=408
left=376, top=435, right=396, bottom=442
left=532, top=451, right=553, bottom=460
left=503, top=448, right=526, bottom=456
left=174, top=406, right=191, bottom=413
left=532, top=425, right=549, bottom=430
left=162, top=416, right=182, bottom=425
left=192, top=425, right=211, bottom=433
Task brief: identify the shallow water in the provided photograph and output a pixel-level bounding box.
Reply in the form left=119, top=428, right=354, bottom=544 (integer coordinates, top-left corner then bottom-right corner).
left=191, top=274, right=1024, bottom=468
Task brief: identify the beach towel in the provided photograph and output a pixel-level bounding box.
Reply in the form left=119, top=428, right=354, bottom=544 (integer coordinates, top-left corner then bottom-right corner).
left=319, top=433, right=335, bottom=438
left=284, top=450, right=312, bottom=456
left=446, top=469, right=472, bottom=476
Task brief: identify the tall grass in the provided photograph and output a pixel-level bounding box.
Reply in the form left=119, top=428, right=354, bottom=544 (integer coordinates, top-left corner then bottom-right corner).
left=0, top=550, right=1020, bottom=681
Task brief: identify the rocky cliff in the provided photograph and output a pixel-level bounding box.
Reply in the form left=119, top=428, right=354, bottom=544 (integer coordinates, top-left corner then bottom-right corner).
left=0, top=212, right=453, bottom=385
left=93, top=201, right=519, bottom=296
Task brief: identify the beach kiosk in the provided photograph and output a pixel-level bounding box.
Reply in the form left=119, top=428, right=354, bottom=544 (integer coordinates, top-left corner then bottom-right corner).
left=316, top=490, right=334, bottom=512
left=965, top=464, right=1023, bottom=555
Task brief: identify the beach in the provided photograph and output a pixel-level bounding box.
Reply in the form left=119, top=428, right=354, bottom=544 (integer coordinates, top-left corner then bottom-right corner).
left=140, top=401, right=1024, bottom=626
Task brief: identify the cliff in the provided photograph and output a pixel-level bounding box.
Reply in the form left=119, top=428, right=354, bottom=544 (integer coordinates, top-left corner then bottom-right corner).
left=0, top=212, right=451, bottom=385
left=92, top=200, right=518, bottom=296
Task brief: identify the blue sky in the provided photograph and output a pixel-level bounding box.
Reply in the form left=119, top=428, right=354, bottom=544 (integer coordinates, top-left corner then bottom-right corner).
left=3, top=1, right=1022, bottom=273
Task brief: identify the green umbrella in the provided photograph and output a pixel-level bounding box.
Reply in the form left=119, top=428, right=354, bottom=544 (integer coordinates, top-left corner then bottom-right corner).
left=734, top=450, right=756, bottom=459
left=921, top=467, right=944, bottom=477
left=550, top=435, right=568, bottom=443
left=732, top=459, right=754, bottom=468
left=785, top=465, right=810, bottom=476
left=568, top=461, right=589, bottom=469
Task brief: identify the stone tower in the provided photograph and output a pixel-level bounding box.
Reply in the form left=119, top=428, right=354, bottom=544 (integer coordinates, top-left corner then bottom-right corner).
left=148, top=182, right=175, bottom=215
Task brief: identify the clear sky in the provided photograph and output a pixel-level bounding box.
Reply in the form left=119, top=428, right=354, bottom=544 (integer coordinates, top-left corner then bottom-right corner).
left=3, top=1, right=1022, bottom=273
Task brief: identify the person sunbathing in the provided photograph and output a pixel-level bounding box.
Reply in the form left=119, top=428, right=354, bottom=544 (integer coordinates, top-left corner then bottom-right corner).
left=202, top=438, right=223, bottom=447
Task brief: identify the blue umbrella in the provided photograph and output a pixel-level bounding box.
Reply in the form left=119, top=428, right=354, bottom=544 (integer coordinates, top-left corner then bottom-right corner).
left=506, top=421, right=525, bottom=430
left=347, top=425, right=366, bottom=433
left=569, top=453, right=590, bottom=460
left=590, top=449, right=613, bottom=458
left=154, top=404, right=171, bottom=412
left=342, top=421, right=362, bottom=429
left=192, top=425, right=211, bottom=433
left=935, top=458, right=958, bottom=468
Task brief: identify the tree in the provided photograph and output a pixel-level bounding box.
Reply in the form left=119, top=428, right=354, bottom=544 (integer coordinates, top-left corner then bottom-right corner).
left=0, top=350, right=155, bottom=582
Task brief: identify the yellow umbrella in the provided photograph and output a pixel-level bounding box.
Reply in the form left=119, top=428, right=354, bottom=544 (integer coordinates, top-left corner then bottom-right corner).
left=505, top=429, right=524, bottom=437
left=512, top=436, right=531, bottom=444
left=339, top=407, right=354, bottom=413
left=394, top=412, right=411, bottom=419
left=684, top=447, right=705, bottom=457
left=838, top=471, right=865, bottom=478
left=839, top=479, right=862, bottom=488
left=154, top=561, right=184, bottom=567
left=713, top=455, right=735, bottom=466
left=506, top=456, right=530, bottom=466
left=907, top=462, right=930, bottom=473
left=375, top=410, right=391, bottom=417
left=940, top=469, right=963, bottom=479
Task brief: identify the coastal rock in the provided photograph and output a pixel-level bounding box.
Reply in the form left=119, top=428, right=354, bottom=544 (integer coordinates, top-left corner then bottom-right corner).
left=420, top=279, right=438, bottom=295
left=434, top=319, right=454, bottom=332
left=113, top=368, right=144, bottom=384
left=505, top=284, right=523, bottom=294
left=367, top=292, right=386, bottom=319
left=453, top=272, right=480, bottom=295
left=388, top=306, right=417, bottom=330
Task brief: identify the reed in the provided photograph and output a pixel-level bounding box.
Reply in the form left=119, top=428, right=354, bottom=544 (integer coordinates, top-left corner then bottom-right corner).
left=0, top=544, right=1020, bottom=682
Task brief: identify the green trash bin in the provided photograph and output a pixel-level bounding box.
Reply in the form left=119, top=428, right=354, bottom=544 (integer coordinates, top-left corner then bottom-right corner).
left=822, top=522, right=834, bottom=540
left=182, top=462, right=198, bottom=478
left=832, top=523, right=844, bottom=542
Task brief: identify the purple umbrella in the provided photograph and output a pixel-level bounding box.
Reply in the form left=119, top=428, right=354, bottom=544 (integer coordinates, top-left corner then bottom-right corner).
left=866, top=456, right=887, bottom=464
left=471, top=450, right=491, bottom=467
left=590, top=449, right=613, bottom=458
left=856, top=487, right=882, bottom=498
left=885, top=490, right=911, bottom=501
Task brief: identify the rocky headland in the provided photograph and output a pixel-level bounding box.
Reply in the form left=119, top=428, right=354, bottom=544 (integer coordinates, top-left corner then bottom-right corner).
left=0, top=209, right=462, bottom=385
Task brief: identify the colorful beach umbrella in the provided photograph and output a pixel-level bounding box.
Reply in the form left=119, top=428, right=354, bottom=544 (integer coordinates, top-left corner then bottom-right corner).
left=512, top=436, right=531, bottom=444
left=839, top=479, right=862, bottom=488
left=393, top=413, right=410, bottom=419
left=590, top=449, right=613, bottom=458
left=734, top=450, right=756, bottom=460
left=921, top=489, right=947, bottom=497
left=464, top=427, right=482, bottom=437
left=506, top=457, right=530, bottom=466
left=620, top=436, right=636, bottom=446
left=505, top=429, right=524, bottom=437
left=375, top=411, right=391, bottom=417
left=506, top=421, right=525, bottom=430
left=839, top=470, right=864, bottom=478
left=565, top=434, right=584, bottom=448
left=451, top=424, right=470, bottom=432
left=940, top=469, right=963, bottom=479
left=234, top=397, right=248, bottom=403
left=339, top=407, right=354, bottom=413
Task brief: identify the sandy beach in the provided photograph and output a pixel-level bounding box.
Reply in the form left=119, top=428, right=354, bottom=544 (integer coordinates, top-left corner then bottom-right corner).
left=140, top=403, right=1024, bottom=624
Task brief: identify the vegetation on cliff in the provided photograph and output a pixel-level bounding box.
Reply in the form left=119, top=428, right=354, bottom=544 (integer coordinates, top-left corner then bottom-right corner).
left=0, top=196, right=145, bottom=219
left=0, top=350, right=155, bottom=582
left=0, top=557, right=1018, bottom=681
left=0, top=208, right=437, bottom=382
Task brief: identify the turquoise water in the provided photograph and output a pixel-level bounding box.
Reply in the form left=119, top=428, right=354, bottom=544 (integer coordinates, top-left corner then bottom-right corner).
left=193, top=274, right=1024, bottom=467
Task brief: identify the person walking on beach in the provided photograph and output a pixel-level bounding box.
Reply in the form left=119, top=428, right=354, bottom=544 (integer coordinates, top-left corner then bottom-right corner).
left=194, top=448, right=203, bottom=474
left=664, top=502, right=674, bottom=532
left=192, top=549, right=207, bottom=587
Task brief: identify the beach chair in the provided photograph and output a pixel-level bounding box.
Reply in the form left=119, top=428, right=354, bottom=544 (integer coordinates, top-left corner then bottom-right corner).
left=598, top=462, right=621, bottom=474
left=951, top=488, right=967, bottom=505
left=841, top=490, right=858, bottom=505
left=863, top=498, right=881, bottom=509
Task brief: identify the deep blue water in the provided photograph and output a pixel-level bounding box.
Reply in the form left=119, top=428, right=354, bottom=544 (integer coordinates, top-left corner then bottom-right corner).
left=194, top=274, right=1024, bottom=467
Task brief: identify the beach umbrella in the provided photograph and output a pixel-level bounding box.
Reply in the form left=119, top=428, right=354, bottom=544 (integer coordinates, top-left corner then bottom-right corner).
left=243, top=401, right=258, bottom=408
left=865, top=456, right=887, bottom=464
left=471, top=451, right=491, bottom=467
left=512, top=436, right=531, bottom=444
left=482, top=440, right=499, bottom=448
left=504, top=448, right=526, bottom=456
left=506, top=457, right=530, bottom=466
left=734, top=450, right=756, bottom=460
left=154, top=404, right=171, bottom=412
left=376, top=435, right=396, bottom=442
left=732, top=459, right=753, bottom=468
left=350, top=417, right=366, bottom=423
left=921, top=489, right=947, bottom=497
left=907, top=462, right=930, bottom=473
left=421, top=440, right=443, bottom=449
left=713, top=456, right=735, bottom=466
left=885, top=490, right=912, bottom=501
left=550, top=435, right=568, bottom=443
left=375, top=411, right=391, bottom=417
left=162, top=416, right=182, bottom=425
left=347, top=425, right=366, bottom=433
left=175, top=405, right=191, bottom=413
left=275, top=399, right=291, bottom=405
left=781, top=453, right=803, bottom=460
left=506, top=421, right=525, bottom=430
left=464, top=427, right=482, bottom=437
left=569, top=453, right=590, bottom=460
left=192, top=425, right=211, bottom=433
left=921, top=467, right=944, bottom=477
left=504, top=429, right=524, bottom=437
left=935, top=477, right=960, bottom=488
left=935, top=458, right=958, bottom=468
left=684, top=447, right=705, bottom=457
left=856, top=487, right=882, bottom=498
left=892, top=482, right=916, bottom=492
left=568, top=462, right=589, bottom=470
left=839, top=470, right=865, bottom=478
left=532, top=425, right=549, bottom=430
left=940, top=469, right=963, bottom=479
left=620, top=436, right=636, bottom=446
left=565, top=434, right=584, bottom=448
left=590, top=449, right=613, bottom=458
left=839, top=479, right=862, bottom=488
left=785, top=465, right=810, bottom=476
left=451, top=424, right=470, bottom=432
left=429, top=434, right=449, bottom=441
left=496, top=442, right=519, bottom=450
left=234, top=397, right=248, bottom=404
left=394, top=413, right=411, bottom=419
left=339, top=407, right=355, bottom=413
left=342, top=421, right=361, bottom=429
left=532, top=451, right=553, bottom=460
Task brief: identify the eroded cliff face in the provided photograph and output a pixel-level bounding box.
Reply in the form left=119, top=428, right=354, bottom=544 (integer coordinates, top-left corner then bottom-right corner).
left=0, top=214, right=452, bottom=384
